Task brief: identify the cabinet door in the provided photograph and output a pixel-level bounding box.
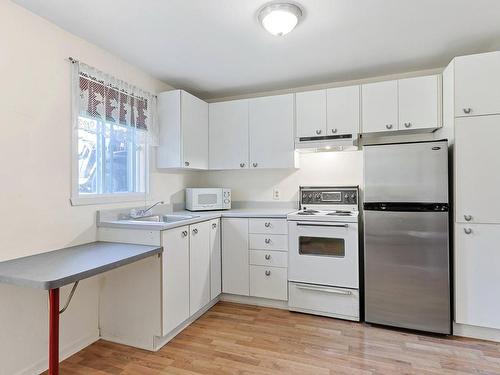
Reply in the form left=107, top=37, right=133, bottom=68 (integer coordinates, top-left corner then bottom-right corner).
left=361, top=80, right=398, bottom=133
left=222, top=218, right=249, bottom=296
left=162, top=226, right=190, bottom=335
left=209, top=219, right=222, bottom=299
left=209, top=100, right=249, bottom=170
left=455, top=224, right=500, bottom=329
left=399, top=75, right=440, bottom=130
left=326, top=86, right=360, bottom=136
left=455, top=51, right=500, bottom=117
left=295, top=89, right=327, bottom=138
left=249, top=94, right=295, bottom=169
left=182, top=91, right=208, bottom=169
left=189, top=221, right=211, bottom=315
left=455, top=116, right=500, bottom=223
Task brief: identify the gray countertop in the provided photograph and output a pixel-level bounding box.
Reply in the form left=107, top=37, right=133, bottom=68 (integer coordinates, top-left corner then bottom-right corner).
left=97, top=208, right=296, bottom=231
left=0, top=242, right=162, bottom=290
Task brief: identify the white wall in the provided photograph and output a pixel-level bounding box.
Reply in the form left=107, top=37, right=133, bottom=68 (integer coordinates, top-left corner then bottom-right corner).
left=198, top=151, right=364, bottom=203
left=0, top=2, right=193, bottom=374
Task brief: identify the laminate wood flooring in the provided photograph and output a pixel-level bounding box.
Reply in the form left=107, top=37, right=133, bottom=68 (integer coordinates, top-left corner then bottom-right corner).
left=45, top=301, right=500, bottom=374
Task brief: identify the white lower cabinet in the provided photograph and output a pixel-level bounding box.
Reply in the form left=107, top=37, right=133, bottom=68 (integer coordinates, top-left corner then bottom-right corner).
left=209, top=219, right=222, bottom=299
left=222, top=218, right=250, bottom=295
left=249, top=250, right=287, bottom=268
left=455, top=223, right=500, bottom=330
left=162, top=226, right=190, bottom=336
left=223, top=217, right=289, bottom=301
left=250, top=265, right=287, bottom=300
left=189, top=221, right=210, bottom=316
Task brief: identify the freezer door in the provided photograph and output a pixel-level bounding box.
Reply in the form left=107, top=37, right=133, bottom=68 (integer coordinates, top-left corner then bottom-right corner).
left=364, top=141, right=448, bottom=203
left=364, top=210, right=451, bottom=334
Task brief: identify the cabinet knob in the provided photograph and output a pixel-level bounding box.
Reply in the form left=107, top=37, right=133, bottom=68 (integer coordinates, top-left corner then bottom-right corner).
left=181, top=230, right=188, bottom=237
left=265, top=254, right=271, bottom=260
left=464, top=228, right=472, bottom=235
left=252, top=162, right=258, bottom=168
left=240, top=162, right=245, bottom=168
left=264, top=222, right=271, bottom=228
left=331, top=128, right=338, bottom=134
left=212, top=223, right=217, bottom=229
left=404, top=122, right=411, bottom=128
left=316, top=129, right=322, bottom=135
left=192, top=228, right=198, bottom=235
left=265, top=270, right=271, bottom=276
left=386, top=124, right=393, bottom=130
left=265, top=238, right=271, bottom=244
left=464, top=214, right=472, bottom=221
left=463, top=108, right=472, bottom=114
left=184, top=161, right=190, bottom=167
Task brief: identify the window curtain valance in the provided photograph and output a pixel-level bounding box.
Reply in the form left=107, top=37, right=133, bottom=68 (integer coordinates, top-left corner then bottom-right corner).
left=72, top=60, right=159, bottom=145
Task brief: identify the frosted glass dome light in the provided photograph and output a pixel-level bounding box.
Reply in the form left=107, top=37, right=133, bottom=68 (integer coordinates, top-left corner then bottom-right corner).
left=258, top=3, right=303, bottom=36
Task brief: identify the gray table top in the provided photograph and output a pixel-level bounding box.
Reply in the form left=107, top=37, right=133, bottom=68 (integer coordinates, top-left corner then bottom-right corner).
left=0, top=241, right=162, bottom=290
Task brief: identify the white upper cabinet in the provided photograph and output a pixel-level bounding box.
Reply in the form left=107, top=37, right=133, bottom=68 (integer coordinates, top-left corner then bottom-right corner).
left=296, top=89, right=327, bottom=138
left=157, top=90, right=208, bottom=169
left=249, top=94, right=295, bottom=169
left=399, top=75, right=440, bottom=130
left=455, top=115, right=500, bottom=224
left=455, top=51, right=500, bottom=117
left=209, top=100, right=249, bottom=170
left=362, top=80, right=399, bottom=133
left=326, top=86, right=360, bottom=136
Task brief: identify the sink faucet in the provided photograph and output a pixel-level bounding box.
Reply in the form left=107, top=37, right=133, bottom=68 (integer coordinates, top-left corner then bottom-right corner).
left=130, top=201, right=165, bottom=219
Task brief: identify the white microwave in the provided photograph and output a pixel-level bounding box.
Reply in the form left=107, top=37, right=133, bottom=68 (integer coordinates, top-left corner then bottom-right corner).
left=185, top=188, right=231, bottom=211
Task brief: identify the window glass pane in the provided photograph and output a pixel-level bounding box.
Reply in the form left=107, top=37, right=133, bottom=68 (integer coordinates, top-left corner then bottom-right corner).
left=77, top=116, right=146, bottom=196
left=78, top=117, right=98, bottom=194
left=299, top=236, right=345, bottom=257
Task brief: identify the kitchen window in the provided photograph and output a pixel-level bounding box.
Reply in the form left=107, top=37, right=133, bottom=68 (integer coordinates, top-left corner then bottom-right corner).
left=70, top=61, right=158, bottom=205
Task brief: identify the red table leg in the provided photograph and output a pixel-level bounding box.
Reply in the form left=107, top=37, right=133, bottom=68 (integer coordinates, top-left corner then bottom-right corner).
left=48, top=288, right=59, bottom=375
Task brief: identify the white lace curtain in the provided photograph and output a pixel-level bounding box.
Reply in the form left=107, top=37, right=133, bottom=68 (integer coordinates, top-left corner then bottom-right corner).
left=72, top=60, right=159, bottom=145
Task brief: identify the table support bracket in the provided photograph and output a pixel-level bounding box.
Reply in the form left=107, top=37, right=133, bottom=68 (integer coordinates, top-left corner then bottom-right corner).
left=59, top=281, right=79, bottom=315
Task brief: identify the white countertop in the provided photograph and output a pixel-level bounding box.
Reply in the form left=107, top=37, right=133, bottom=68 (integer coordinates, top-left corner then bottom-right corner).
left=97, top=207, right=296, bottom=231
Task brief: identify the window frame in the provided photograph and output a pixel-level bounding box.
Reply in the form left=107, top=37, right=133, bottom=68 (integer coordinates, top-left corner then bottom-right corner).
left=70, top=65, right=151, bottom=206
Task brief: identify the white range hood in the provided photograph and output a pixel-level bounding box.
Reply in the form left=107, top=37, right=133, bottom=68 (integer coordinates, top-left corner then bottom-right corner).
left=295, top=133, right=359, bottom=152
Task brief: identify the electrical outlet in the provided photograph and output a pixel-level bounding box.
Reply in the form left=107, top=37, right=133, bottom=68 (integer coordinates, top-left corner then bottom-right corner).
left=273, top=187, right=280, bottom=200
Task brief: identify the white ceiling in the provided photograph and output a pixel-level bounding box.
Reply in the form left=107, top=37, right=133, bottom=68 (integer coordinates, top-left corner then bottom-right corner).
left=13, top=0, right=500, bottom=99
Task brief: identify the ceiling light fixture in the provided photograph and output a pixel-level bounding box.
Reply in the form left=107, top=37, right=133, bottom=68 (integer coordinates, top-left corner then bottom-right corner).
left=258, top=2, right=303, bottom=36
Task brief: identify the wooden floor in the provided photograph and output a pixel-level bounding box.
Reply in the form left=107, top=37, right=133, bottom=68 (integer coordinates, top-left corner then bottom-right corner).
left=49, top=301, right=500, bottom=375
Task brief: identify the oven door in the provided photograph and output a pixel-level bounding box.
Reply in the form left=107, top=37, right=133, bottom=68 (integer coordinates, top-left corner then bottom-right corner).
left=288, top=221, right=359, bottom=288
left=191, top=189, right=222, bottom=210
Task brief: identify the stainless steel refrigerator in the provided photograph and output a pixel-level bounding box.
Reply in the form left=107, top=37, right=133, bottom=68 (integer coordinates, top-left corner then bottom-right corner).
left=363, top=140, right=451, bottom=334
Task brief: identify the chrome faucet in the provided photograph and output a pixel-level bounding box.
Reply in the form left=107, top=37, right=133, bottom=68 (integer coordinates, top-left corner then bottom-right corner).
left=130, top=201, right=165, bottom=219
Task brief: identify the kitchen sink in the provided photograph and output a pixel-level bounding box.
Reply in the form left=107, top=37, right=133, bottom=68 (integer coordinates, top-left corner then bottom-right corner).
left=131, top=214, right=199, bottom=223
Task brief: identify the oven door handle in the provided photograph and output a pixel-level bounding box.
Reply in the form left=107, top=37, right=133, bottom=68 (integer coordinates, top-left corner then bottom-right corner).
left=296, top=222, right=349, bottom=228
left=295, top=284, right=353, bottom=295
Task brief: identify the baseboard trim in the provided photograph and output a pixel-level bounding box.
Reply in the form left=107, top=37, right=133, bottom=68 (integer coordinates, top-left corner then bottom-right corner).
left=15, top=330, right=100, bottom=375
left=220, top=293, right=289, bottom=310
left=153, top=296, right=220, bottom=351
left=453, top=322, right=500, bottom=343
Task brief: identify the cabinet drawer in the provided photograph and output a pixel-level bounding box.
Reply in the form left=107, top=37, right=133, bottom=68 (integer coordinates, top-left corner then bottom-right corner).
left=249, top=219, right=287, bottom=234
left=249, top=234, right=288, bottom=251
left=250, top=265, right=288, bottom=301
left=289, top=282, right=359, bottom=321
left=249, top=250, right=287, bottom=268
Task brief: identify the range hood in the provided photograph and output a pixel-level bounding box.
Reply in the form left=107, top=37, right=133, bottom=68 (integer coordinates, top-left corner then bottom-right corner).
left=295, top=133, right=359, bottom=152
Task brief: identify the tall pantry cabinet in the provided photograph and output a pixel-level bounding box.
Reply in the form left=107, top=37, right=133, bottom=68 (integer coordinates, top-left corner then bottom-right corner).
left=445, top=51, right=500, bottom=335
